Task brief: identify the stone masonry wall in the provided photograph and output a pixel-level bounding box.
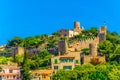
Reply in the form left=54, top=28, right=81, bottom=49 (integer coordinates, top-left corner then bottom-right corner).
left=67, top=37, right=99, bottom=52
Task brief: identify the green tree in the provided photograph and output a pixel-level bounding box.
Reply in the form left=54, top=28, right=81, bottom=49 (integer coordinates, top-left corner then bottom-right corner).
left=107, top=31, right=120, bottom=44
left=113, top=45, right=120, bottom=54
left=0, top=67, right=2, bottom=72
left=7, top=57, right=14, bottom=62
left=22, top=61, right=31, bottom=80
left=52, top=69, right=70, bottom=80
left=90, top=64, right=108, bottom=80
left=29, top=49, right=52, bottom=69
left=74, top=64, right=95, bottom=80
left=22, top=51, right=27, bottom=65
left=40, top=34, right=48, bottom=42
left=24, top=37, right=40, bottom=48
left=38, top=49, right=50, bottom=59
left=67, top=71, right=77, bottom=80
left=98, top=40, right=114, bottom=61
left=37, top=50, right=52, bottom=68
left=110, top=55, right=120, bottom=63
left=107, top=65, right=120, bottom=80
left=51, top=64, right=120, bottom=80
left=15, top=54, right=24, bottom=65
left=81, top=48, right=90, bottom=55
left=8, top=36, right=23, bottom=46
left=52, top=32, right=60, bottom=37
left=0, top=56, right=8, bottom=64
left=111, top=32, right=118, bottom=36
left=109, top=45, right=120, bottom=63
left=89, top=27, right=98, bottom=36
left=22, top=51, right=31, bottom=80
left=98, top=40, right=114, bottom=55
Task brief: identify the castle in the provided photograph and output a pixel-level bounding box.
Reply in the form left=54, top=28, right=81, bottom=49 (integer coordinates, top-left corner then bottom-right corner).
left=51, top=22, right=106, bottom=70
left=58, top=22, right=84, bottom=38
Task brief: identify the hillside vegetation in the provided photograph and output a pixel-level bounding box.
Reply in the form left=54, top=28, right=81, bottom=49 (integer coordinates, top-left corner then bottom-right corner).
left=2, top=27, right=120, bottom=80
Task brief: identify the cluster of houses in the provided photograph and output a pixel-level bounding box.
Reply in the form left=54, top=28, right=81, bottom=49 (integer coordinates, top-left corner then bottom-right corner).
left=0, top=61, right=21, bottom=80
left=0, top=21, right=107, bottom=80
left=0, top=61, right=54, bottom=80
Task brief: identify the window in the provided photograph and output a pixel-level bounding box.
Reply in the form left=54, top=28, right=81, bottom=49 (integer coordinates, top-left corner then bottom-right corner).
left=60, top=59, right=64, bottom=62
left=9, top=70, right=13, bottom=73
left=60, top=58, right=73, bottom=63
left=60, top=58, right=67, bottom=62
left=43, top=75, right=46, bottom=78
left=64, top=34, right=67, bottom=36
left=69, top=58, right=73, bottom=62
left=54, top=59, right=58, bottom=64
left=3, top=70, right=5, bottom=73
left=35, top=73, right=38, bottom=76
left=7, top=76, right=9, bottom=79
left=54, top=66, right=58, bottom=70
left=75, top=60, right=79, bottom=63
left=65, top=59, right=68, bottom=62
left=13, top=76, right=16, bottom=79
left=63, top=66, right=72, bottom=70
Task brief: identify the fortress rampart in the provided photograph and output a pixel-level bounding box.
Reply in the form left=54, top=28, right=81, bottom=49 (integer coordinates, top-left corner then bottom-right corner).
left=67, top=37, right=99, bottom=52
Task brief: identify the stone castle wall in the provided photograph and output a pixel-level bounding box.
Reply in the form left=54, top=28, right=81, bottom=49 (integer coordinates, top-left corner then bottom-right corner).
left=83, top=56, right=106, bottom=64
left=67, top=37, right=99, bottom=52
left=89, top=43, right=97, bottom=56
left=52, top=22, right=107, bottom=70
left=58, top=40, right=67, bottom=54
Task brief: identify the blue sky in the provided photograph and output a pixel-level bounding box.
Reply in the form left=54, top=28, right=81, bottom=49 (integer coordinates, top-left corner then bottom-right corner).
left=0, top=0, right=120, bottom=45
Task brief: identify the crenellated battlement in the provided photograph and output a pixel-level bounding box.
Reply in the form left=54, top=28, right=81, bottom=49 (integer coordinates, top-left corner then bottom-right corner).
left=58, top=22, right=106, bottom=54
left=79, top=37, right=99, bottom=44
left=67, top=37, right=99, bottom=52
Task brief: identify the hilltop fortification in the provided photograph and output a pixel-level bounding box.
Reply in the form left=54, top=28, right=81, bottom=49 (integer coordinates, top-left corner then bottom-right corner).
left=52, top=22, right=106, bottom=70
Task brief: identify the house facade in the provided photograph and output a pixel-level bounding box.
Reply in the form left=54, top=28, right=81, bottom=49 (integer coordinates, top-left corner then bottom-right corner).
left=51, top=52, right=80, bottom=70
left=30, top=69, right=54, bottom=80
left=0, top=62, right=21, bottom=80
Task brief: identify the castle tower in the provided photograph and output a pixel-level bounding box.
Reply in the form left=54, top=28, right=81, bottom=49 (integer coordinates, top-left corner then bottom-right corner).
left=73, top=22, right=82, bottom=33
left=98, top=26, right=106, bottom=42
left=58, top=40, right=67, bottom=55
left=74, top=22, right=80, bottom=30
left=73, top=22, right=84, bottom=34
left=89, top=43, right=97, bottom=57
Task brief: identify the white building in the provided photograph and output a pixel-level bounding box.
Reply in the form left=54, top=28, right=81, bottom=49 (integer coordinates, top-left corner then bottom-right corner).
left=58, top=22, right=84, bottom=38
left=0, top=62, right=21, bottom=80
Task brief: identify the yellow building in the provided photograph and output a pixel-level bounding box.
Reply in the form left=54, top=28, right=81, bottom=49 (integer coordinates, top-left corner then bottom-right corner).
left=30, top=69, right=54, bottom=80
left=51, top=52, right=81, bottom=70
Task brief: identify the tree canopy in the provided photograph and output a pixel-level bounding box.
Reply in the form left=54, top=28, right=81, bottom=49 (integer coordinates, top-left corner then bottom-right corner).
left=52, top=64, right=120, bottom=80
